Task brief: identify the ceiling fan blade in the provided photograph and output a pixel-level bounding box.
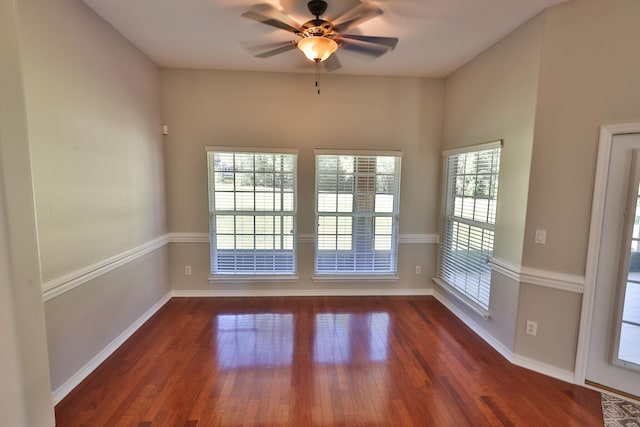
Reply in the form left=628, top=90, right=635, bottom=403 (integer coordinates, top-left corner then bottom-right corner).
left=242, top=4, right=302, bottom=34
left=333, top=2, right=383, bottom=33
left=254, top=42, right=298, bottom=58
left=324, top=54, right=342, bottom=72
left=339, top=39, right=390, bottom=57
left=340, top=34, right=398, bottom=50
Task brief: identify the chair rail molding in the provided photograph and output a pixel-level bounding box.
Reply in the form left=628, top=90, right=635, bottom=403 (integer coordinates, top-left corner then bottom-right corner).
left=42, top=235, right=169, bottom=301
left=167, top=232, right=439, bottom=245
left=489, top=257, right=585, bottom=294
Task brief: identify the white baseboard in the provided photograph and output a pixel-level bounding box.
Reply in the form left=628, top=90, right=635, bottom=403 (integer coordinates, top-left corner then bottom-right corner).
left=52, top=293, right=172, bottom=404
left=432, top=289, right=514, bottom=361
left=171, top=288, right=434, bottom=298
left=432, top=289, right=577, bottom=384
left=52, top=287, right=576, bottom=407
left=511, top=354, right=576, bottom=384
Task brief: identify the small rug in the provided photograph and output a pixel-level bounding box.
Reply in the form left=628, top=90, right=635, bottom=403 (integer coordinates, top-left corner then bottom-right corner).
left=602, top=393, right=640, bottom=427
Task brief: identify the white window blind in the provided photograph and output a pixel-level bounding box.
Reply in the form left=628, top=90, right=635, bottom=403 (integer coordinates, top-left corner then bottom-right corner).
left=438, top=142, right=501, bottom=309
left=206, top=148, right=297, bottom=275
left=314, top=151, right=401, bottom=275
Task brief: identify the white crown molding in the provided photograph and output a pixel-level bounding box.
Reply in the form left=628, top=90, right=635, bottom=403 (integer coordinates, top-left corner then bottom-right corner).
left=171, top=288, right=433, bottom=298
left=42, top=235, right=169, bottom=301
left=489, top=257, right=585, bottom=294
left=167, top=232, right=439, bottom=245
left=52, top=293, right=172, bottom=404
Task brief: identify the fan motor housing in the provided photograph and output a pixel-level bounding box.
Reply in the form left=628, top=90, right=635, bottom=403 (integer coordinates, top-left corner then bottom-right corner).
left=307, top=0, right=328, bottom=18
left=300, top=19, right=335, bottom=38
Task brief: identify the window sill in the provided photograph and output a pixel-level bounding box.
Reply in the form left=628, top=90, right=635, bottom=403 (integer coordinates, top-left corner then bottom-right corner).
left=312, top=274, right=399, bottom=283
left=209, top=274, right=298, bottom=283
left=432, top=277, right=491, bottom=319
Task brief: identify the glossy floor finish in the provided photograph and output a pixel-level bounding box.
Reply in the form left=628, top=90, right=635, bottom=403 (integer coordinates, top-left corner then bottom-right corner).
left=55, top=297, right=604, bottom=426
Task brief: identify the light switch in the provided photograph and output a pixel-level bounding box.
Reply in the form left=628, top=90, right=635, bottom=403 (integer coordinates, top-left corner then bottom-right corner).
left=535, top=229, right=547, bottom=245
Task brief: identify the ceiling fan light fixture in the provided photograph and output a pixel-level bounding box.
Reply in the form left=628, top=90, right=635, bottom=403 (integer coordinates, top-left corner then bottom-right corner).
left=297, top=36, right=338, bottom=62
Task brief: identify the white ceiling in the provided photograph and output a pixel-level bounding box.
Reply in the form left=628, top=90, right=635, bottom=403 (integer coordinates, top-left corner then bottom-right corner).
left=82, top=0, right=566, bottom=78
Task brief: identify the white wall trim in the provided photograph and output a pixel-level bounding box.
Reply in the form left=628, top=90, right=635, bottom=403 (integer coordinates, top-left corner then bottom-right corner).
left=167, top=232, right=208, bottom=243
left=432, top=289, right=513, bottom=360
left=52, top=293, right=172, bottom=404
left=400, top=234, right=439, bottom=244
left=42, top=235, right=169, bottom=301
left=432, top=277, right=491, bottom=319
left=433, top=289, right=577, bottom=384
left=41, top=231, right=440, bottom=301
left=171, top=288, right=433, bottom=298
left=519, top=267, right=585, bottom=294
left=489, top=257, right=521, bottom=282
left=489, top=257, right=585, bottom=294
left=298, top=233, right=314, bottom=244
left=167, top=232, right=439, bottom=245
left=576, top=122, right=640, bottom=385
left=511, top=354, right=576, bottom=384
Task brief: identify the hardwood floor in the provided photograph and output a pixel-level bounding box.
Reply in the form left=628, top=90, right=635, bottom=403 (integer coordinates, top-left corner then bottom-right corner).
left=55, top=296, right=604, bottom=426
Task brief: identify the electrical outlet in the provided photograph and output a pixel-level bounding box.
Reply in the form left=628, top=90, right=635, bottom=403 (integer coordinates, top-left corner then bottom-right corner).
left=185, top=265, right=192, bottom=276
left=526, top=320, right=538, bottom=336
left=415, top=265, right=422, bottom=275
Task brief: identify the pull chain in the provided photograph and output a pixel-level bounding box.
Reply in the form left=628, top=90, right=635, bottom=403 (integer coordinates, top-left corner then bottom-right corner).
left=315, top=59, right=320, bottom=95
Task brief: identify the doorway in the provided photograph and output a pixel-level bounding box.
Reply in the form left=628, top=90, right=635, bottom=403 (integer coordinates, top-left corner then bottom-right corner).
left=583, top=126, right=640, bottom=399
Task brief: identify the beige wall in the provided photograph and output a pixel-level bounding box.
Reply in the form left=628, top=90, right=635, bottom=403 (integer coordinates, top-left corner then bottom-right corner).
left=45, top=248, right=168, bottom=390
left=515, top=0, right=640, bottom=371
left=14, top=0, right=170, bottom=398
left=524, top=0, right=640, bottom=274
left=5, top=0, right=637, bottom=412
left=443, top=15, right=544, bottom=266
left=440, top=15, right=545, bottom=351
left=442, top=0, right=640, bottom=372
left=19, top=0, right=166, bottom=281
left=161, top=69, right=443, bottom=291
left=0, top=0, right=55, bottom=424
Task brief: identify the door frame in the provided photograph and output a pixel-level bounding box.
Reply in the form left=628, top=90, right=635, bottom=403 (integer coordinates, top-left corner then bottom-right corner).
left=576, top=122, right=640, bottom=386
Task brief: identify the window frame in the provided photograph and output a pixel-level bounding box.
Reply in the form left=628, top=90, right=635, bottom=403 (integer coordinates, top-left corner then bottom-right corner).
left=436, top=141, right=502, bottom=314
left=313, top=149, right=402, bottom=281
left=206, top=146, right=298, bottom=280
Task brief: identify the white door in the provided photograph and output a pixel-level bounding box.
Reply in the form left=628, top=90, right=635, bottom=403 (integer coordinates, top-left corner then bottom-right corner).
left=587, top=133, right=640, bottom=398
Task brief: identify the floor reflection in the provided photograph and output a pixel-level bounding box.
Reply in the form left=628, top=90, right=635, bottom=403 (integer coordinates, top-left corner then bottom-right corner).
left=216, top=313, right=294, bottom=368
left=214, top=311, right=391, bottom=369
left=314, top=312, right=390, bottom=364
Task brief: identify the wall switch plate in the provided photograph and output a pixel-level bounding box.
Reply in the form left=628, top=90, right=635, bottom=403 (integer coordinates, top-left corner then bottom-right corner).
left=535, top=229, right=547, bottom=244
left=415, top=265, right=421, bottom=275
left=185, top=266, right=192, bottom=275
left=526, top=320, right=538, bottom=336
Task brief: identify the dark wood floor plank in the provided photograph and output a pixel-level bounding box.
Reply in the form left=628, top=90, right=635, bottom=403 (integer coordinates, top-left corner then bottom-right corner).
left=55, top=296, right=604, bottom=426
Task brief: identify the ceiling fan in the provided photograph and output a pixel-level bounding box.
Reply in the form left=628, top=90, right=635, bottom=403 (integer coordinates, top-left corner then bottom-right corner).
left=242, top=0, right=398, bottom=71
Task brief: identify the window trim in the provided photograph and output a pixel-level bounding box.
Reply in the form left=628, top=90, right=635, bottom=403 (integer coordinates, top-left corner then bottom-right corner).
left=205, top=146, right=298, bottom=277
left=313, top=149, right=402, bottom=276
left=437, top=140, right=502, bottom=312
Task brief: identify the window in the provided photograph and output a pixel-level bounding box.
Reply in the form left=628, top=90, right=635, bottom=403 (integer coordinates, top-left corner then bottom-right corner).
left=314, top=150, right=402, bottom=277
left=437, top=142, right=501, bottom=310
left=206, top=147, right=297, bottom=276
